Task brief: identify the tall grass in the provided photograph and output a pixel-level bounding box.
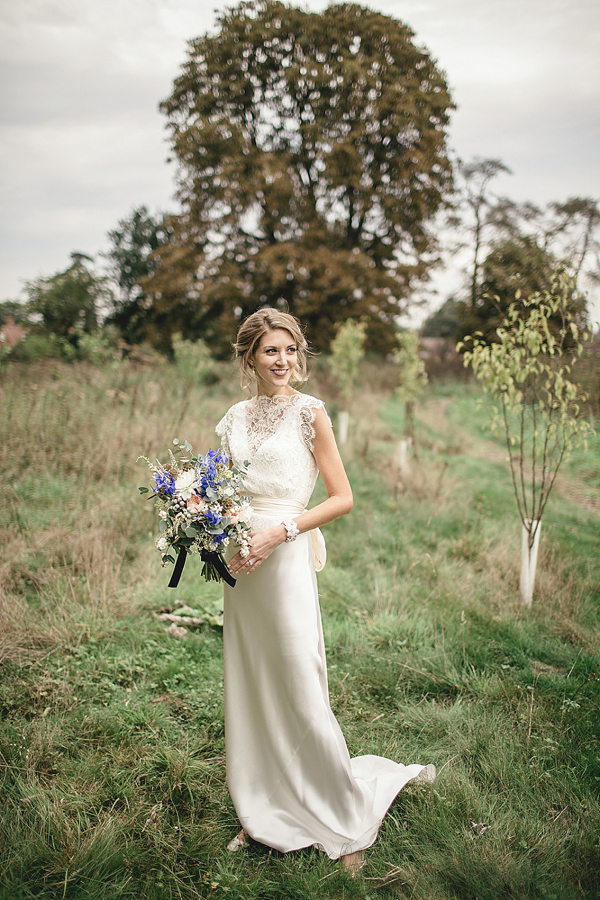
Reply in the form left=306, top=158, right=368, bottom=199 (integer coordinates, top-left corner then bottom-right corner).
left=0, top=358, right=598, bottom=899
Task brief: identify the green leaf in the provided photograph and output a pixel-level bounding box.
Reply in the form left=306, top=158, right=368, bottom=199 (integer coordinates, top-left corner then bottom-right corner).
left=138, top=486, right=149, bottom=494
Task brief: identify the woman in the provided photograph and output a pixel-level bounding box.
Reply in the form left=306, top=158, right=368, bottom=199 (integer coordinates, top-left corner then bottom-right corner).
left=216, top=308, right=434, bottom=874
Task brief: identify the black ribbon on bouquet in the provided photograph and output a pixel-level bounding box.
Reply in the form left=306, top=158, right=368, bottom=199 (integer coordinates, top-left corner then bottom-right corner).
left=168, top=547, right=237, bottom=588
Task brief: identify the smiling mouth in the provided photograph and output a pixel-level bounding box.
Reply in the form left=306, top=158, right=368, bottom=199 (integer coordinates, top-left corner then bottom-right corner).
left=271, top=368, right=289, bottom=376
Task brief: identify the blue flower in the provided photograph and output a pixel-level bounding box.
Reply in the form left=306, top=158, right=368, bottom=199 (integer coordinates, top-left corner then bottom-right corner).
left=153, top=472, right=175, bottom=496
left=205, top=509, right=222, bottom=527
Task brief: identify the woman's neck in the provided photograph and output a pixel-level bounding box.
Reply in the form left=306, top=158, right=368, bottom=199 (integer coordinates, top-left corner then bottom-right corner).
left=255, top=386, right=296, bottom=399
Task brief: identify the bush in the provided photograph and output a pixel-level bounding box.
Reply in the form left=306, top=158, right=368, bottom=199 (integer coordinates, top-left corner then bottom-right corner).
left=76, top=325, right=122, bottom=366
left=8, top=332, right=76, bottom=363
left=172, top=334, right=215, bottom=385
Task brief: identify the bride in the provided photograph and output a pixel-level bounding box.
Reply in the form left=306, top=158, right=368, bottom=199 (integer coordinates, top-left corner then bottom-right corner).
left=215, top=307, right=434, bottom=874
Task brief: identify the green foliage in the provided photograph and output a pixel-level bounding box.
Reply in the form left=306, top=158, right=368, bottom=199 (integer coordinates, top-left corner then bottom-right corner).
left=396, top=328, right=428, bottom=441
left=104, top=206, right=172, bottom=344
left=457, top=236, right=587, bottom=344
left=24, top=252, right=108, bottom=344
left=421, top=297, right=460, bottom=338
left=8, top=331, right=76, bottom=362
left=148, top=0, right=455, bottom=356
left=460, top=268, right=593, bottom=543
left=328, top=318, right=366, bottom=406
left=76, top=325, right=122, bottom=366
left=0, top=344, right=12, bottom=372
left=0, top=299, right=29, bottom=325
left=396, top=329, right=428, bottom=403
left=172, top=334, right=214, bottom=385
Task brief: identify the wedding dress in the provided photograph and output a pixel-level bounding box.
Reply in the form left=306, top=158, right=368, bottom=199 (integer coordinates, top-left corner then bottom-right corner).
left=215, top=392, right=431, bottom=859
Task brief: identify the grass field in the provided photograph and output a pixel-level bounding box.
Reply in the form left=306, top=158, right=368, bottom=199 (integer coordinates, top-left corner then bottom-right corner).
left=0, top=357, right=598, bottom=899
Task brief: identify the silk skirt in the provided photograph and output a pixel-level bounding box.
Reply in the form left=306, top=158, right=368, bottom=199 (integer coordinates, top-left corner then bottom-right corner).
left=223, top=498, right=428, bottom=859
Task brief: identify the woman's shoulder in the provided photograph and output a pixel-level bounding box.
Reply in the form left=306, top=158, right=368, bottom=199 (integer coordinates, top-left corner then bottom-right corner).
left=224, top=397, right=252, bottom=416
left=292, top=393, right=332, bottom=448
left=216, top=398, right=248, bottom=431
left=226, top=398, right=250, bottom=414
left=292, top=391, right=327, bottom=411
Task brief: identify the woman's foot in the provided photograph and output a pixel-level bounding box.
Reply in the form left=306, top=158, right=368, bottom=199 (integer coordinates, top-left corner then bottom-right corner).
left=226, top=829, right=247, bottom=852
left=340, top=850, right=364, bottom=876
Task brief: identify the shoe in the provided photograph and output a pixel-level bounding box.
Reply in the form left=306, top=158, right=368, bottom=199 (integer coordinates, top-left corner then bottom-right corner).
left=226, top=829, right=247, bottom=852
left=412, top=764, right=436, bottom=785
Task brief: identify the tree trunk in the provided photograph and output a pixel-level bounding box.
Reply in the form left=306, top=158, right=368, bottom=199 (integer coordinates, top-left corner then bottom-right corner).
left=520, top=519, right=542, bottom=608
left=405, top=400, right=415, bottom=441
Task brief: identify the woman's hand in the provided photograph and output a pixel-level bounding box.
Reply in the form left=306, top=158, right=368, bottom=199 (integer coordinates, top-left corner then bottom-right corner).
left=228, top=525, right=286, bottom=575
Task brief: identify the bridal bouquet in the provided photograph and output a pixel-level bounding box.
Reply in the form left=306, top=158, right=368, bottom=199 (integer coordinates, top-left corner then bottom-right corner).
left=138, top=439, right=251, bottom=587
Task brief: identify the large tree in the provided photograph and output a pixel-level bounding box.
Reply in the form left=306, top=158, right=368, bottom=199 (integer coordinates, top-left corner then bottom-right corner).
left=453, top=157, right=512, bottom=308
left=526, top=196, right=600, bottom=291
left=104, top=206, right=172, bottom=345
left=148, top=0, right=454, bottom=354
left=457, top=236, right=587, bottom=345
left=24, top=253, right=107, bottom=344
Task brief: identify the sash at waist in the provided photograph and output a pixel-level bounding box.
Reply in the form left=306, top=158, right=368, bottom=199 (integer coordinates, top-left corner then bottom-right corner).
left=248, top=495, right=327, bottom=572
left=249, top=495, right=305, bottom=518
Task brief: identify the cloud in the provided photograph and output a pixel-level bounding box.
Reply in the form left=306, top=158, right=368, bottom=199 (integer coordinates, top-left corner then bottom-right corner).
left=1, top=0, right=599, bottom=309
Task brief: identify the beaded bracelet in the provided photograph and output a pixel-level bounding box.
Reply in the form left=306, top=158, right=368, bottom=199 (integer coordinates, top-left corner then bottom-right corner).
left=282, top=519, right=299, bottom=542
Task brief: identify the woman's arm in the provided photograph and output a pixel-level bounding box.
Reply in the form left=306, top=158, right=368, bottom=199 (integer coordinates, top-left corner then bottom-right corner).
left=293, top=406, right=353, bottom=530
left=228, top=407, right=352, bottom=574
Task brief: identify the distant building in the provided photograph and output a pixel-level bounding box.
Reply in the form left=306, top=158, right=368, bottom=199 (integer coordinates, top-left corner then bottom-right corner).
left=0, top=316, right=28, bottom=347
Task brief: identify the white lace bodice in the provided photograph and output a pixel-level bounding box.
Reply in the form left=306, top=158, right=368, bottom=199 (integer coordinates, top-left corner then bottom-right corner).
left=215, top=393, right=329, bottom=514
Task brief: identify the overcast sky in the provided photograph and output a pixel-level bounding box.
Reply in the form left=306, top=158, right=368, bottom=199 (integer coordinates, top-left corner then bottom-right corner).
left=1, top=0, right=599, bottom=321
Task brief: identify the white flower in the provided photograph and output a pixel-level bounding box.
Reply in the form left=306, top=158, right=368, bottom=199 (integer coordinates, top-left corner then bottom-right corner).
left=156, top=536, right=168, bottom=552
left=158, top=509, right=168, bottom=519
left=174, top=468, right=197, bottom=500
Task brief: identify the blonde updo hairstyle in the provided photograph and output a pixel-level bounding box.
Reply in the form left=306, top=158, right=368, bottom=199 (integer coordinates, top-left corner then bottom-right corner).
left=234, top=307, right=309, bottom=394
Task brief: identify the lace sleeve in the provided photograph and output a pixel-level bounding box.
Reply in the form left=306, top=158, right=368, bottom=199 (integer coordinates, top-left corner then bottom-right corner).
left=215, top=408, right=233, bottom=459
left=298, top=397, right=332, bottom=452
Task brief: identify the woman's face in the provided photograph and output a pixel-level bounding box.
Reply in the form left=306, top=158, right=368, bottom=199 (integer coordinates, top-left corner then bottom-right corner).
left=251, top=328, right=298, bottom=394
